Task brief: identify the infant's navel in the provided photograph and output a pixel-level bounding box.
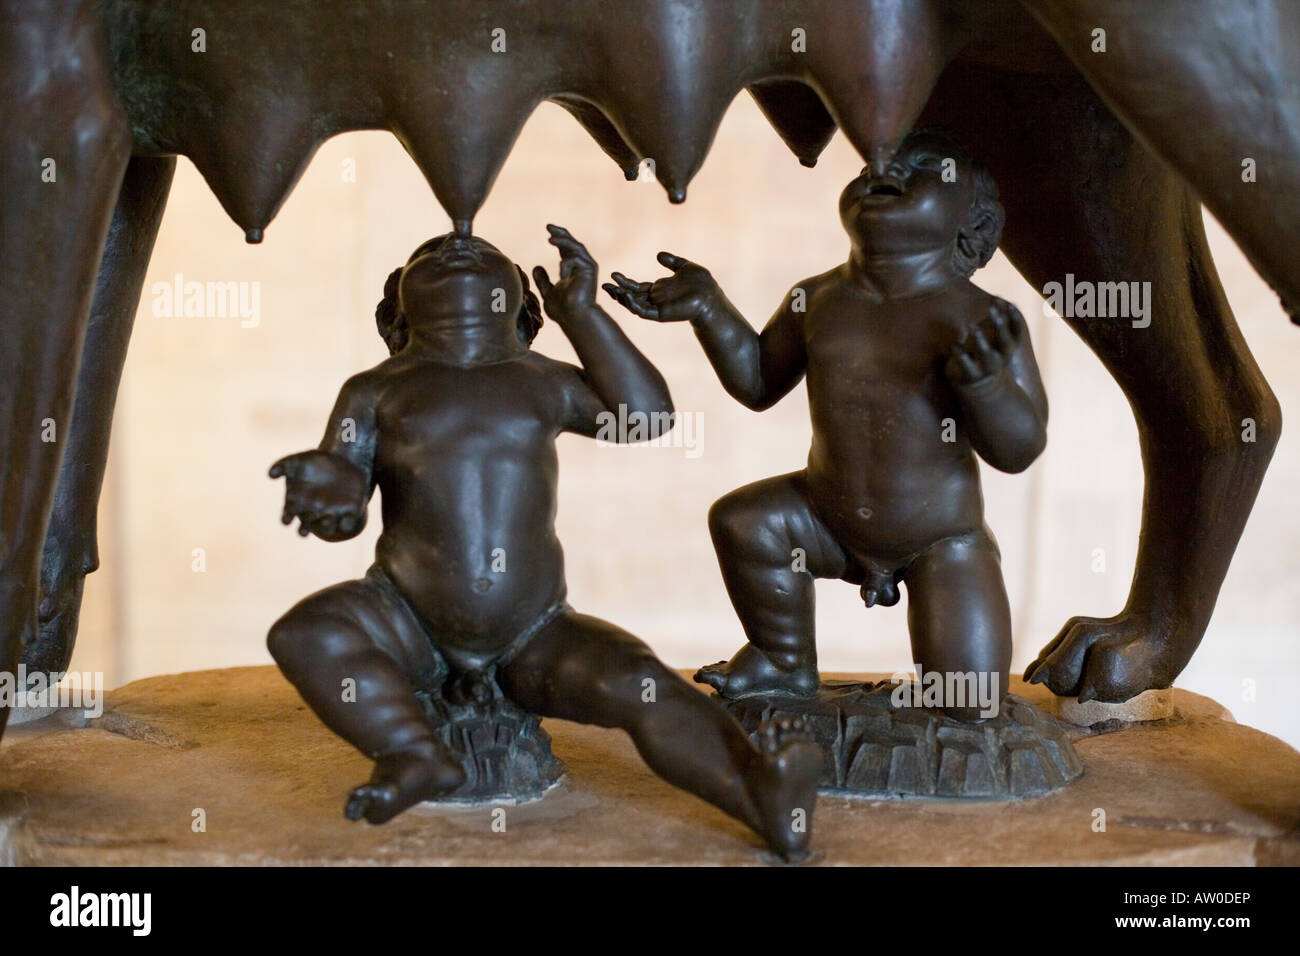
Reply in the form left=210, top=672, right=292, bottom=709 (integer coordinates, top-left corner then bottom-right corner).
left=473, top=577, right=493, bottom=593
left=857, top=506, right=873, bottom=520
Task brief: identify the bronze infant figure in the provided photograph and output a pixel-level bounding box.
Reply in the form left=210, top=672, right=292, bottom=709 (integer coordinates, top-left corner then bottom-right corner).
left=267, top=225, right=821, bottom=858
left=609, top=129, right=1047, bottom=719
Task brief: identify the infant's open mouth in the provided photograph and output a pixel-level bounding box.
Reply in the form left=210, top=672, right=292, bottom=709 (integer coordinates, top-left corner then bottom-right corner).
left=864, top=179, right=904, bottom=197
left=437, top=251, right=483, bottom=269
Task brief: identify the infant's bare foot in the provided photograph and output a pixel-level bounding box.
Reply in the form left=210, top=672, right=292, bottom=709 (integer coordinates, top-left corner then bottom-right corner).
left=745, top=716, right=822, bottom=861
left=345, top=740, right=467, bottom=824
left=695, top=643, right=819, bottom=699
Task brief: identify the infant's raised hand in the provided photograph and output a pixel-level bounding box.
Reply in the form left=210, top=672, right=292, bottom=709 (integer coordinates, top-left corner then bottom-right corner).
left=270, top=450, right=368, bottom=541
left=946, top=299, right=1026, bottom=387
left=603, top=252, right=722, bottom=323
left=531, top=224, right=598, bottom=319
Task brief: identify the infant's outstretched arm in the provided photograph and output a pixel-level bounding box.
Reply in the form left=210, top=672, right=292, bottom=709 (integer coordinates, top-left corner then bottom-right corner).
left=946, top=299, right=1048, bottom=473
left=313, top=372, right=380, bottom=478
left=269, top=372, right=378, bottom=540
left=606, top=255, right=806, bottom=412
left=533, top=225, right=674, bottom=438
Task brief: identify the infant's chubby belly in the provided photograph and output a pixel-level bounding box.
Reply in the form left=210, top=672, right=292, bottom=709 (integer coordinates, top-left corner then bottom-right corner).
left=805, top=452, right=985, bottom=565
left=375, top=530, right=567, bottom=655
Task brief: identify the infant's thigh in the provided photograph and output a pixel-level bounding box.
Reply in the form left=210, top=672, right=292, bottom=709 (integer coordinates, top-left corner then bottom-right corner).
left=500, top=610, right=677, bottom=728
left=903, top=536, right=1012, bottom=686
left=709, top=472, right=848, bottom=579
left=268, top=574, right=440, bottom=684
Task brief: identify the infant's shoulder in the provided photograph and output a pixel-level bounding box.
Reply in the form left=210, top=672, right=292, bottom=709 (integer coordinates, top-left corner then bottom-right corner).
left=779, top=266, right=846, bottom=319
left=358, top=353, right=459, bottom=404
left=514, top=348, right=578, bottom=381
left=952, top=281, right=1012, bottom=325
left=792, top=265, right=844, bottom=298
left=484, top=351, right=584, bottom=398
left=338, top=361, right=388, bottom=397
left=357, top=354, right=421, bottom=394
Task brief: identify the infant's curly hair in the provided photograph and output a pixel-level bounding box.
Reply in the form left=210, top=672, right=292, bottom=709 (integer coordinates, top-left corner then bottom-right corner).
left=375, top=236, right=543, bottom=356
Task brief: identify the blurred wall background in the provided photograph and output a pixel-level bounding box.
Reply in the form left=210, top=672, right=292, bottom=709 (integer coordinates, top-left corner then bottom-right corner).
left=71, top=100, right=1299, bottom=746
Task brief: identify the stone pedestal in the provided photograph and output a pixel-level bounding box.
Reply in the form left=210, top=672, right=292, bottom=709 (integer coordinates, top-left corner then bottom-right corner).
left=1048, top=687, right=1177, bottom=730
left=1, top=667, right=1296, bottom=865
left=723, top=680, right=1083, bottom=799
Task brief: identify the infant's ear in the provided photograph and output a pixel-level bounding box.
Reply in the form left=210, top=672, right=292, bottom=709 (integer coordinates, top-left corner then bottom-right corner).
left=375, top=266, right=406, bottom=326
left=957, top=209, right=1001, bottom=274
left=956, top=227, right=980, bottom=267
left=515, top=264, right=544, bottom=344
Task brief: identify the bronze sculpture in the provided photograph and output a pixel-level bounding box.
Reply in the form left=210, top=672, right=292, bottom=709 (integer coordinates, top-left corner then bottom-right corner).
left=1, top=1, right=1294, bottom=743
left=607, top=128, right=1090, bottom=799
left=608, top=128, right=1045, bottom=718
left=267, top=227, right=822, bottom=856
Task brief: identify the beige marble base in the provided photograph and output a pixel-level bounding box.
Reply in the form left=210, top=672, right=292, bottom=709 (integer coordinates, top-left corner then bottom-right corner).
left=1050, top=687, right=1179, bottom=728
left=1, top=667, right=1297, bottom=865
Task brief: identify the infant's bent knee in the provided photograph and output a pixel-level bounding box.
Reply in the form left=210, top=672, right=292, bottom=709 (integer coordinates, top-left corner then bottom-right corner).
left=266, top=615, right=307, bottom=664
left=266, top=612, right=357, bottom=665
left=707, top=492, right=751, bottom=542
left=708, top=491, right=787, bottom=557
